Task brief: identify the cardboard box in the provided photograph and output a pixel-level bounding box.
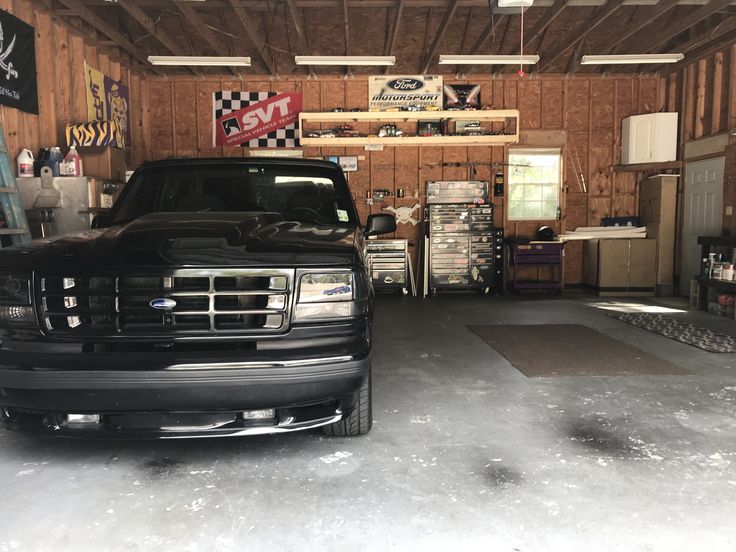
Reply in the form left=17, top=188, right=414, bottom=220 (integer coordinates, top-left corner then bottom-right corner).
left=79, top=147, right=127, bottom=181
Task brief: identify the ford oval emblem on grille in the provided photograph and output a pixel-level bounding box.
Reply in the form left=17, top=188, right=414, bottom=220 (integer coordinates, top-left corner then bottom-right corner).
left=150, top=298, right=177, bottom=311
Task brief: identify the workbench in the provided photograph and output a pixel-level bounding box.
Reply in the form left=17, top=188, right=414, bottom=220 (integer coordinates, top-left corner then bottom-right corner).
left=507, top=241, right=564, bottom=293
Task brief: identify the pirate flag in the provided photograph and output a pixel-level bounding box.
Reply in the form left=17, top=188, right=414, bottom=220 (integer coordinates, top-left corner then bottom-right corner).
left=0, top=9, right=38, bottom=115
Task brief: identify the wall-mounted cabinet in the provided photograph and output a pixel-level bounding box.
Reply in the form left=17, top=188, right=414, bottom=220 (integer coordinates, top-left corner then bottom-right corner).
left=298, top=110, right=519, bottom=147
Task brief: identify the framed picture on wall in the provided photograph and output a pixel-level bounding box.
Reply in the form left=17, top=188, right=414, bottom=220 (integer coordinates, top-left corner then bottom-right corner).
left=339, top=156, right=358, bottom=172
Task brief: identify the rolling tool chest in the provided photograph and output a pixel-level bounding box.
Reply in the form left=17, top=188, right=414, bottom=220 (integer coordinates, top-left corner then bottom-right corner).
left=366, top=239, right=410, bottom=295
left=508, top=241, right=564, bottom=293
left=426, top=180, right=498, bottom=295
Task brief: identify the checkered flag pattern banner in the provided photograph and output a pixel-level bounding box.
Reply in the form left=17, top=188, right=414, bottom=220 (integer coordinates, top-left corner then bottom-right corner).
left=213, top=91, right=299, bottom=148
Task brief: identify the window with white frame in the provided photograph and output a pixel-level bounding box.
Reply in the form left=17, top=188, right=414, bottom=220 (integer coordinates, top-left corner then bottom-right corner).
left=507, top=149, right=562, bottom=221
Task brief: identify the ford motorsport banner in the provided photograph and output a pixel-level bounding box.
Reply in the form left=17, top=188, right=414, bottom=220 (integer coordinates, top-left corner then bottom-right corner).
left=84, top=62, right=131, bottom=147
left=0, top=9, right=38, bottom=114
left=368, top=75, right=443, bottom=111
left=214, top=91, right=302, bottom=148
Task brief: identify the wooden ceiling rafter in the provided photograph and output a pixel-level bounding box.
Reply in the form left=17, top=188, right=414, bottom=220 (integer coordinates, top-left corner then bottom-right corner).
left=55, top=0, right=163, bottom=74
left=626, top=0, right=734, bottom=55
left=520, top=0, right=569, bottom=51
left=173, top=1, right=238, bottom=76
left=591, top=0, right=679, bottom=57
left=224, top=0, right=277, bottom=75
left=383, top=0, right=405, bottom=74
left=285, top=0, right=315, bottom=77
left=420, top=0, right=460, bottom=74
left=115, top=0, right=197, bottom=75
left=537, top=0, right=624, bottom=72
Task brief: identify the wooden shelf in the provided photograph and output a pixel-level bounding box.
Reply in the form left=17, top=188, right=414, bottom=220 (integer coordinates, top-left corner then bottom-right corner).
left=613, top=161, right=683, bottom=173
left=298, top=109, right=519, bottom=147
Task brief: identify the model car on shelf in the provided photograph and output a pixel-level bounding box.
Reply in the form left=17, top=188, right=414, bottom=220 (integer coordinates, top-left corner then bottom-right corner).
left=378, top=124, right=403, bottom=137
left=304, top=129, right=337, bottom=138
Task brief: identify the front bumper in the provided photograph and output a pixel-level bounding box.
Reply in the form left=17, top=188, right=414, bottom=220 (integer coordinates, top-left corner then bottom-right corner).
left=0, top=346, right=370, bottom=438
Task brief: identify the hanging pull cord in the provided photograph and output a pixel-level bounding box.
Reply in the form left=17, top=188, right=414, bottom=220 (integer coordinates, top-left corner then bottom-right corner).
left=518, top=5, right=525, bottom=77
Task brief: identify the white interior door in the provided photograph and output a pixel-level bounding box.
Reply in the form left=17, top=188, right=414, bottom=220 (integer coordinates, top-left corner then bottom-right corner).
left=681, top=157, right=725, bottom=293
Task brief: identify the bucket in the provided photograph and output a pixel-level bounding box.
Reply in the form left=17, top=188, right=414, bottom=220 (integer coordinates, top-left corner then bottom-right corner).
left=16, top=149, right=34, bottom=177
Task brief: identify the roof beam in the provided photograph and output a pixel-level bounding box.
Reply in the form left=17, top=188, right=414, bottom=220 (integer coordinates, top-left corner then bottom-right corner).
left=343, top=0, right=350, bottom=55
left=522, top=0, right=570, bottom=50
left=666, top=26, right=736, bottom=72
left=115, top=0, right=197, bottom=75
left=593, top=0, right=679, bottom=56
left=383, top=0, right=405, bottom=74
left=627, top=0, right=734, bottom=55
left=174, top=1, right=238, bottom=75
left=537, top=0, right=623, bottom=72
left=466, top=8, right=506, bottom=56
left=421, top=0, right=460, bottom=74
left=286, top=0, right=315, bottom=76
left=55, top=0, right=161, bottom=73
left=224, top=0, right=276, bottom=74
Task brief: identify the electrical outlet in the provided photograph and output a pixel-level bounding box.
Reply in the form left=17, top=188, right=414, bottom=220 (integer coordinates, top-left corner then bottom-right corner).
left=727, top=206, right=733, bottom=216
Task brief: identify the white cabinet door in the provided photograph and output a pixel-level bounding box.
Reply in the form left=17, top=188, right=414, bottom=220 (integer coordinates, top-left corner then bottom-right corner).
left=681, top=157, right=725, bottom=293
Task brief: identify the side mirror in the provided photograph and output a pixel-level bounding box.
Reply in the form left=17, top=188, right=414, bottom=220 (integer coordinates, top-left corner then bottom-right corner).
left=364, top=213, right=396, bottom=236
left=90, top=213, right=109, bottom=229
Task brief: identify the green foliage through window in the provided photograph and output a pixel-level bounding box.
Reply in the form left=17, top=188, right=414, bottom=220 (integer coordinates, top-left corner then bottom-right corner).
left=507, top=150, right=561, bottom=221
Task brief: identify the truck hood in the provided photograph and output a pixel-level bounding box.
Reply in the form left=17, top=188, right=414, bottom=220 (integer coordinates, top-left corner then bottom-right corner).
left=0, top=213, right=361, bottom=271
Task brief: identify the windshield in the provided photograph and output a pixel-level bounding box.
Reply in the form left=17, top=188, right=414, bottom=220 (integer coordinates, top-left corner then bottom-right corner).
left=108, top=163, right=358, bottom=226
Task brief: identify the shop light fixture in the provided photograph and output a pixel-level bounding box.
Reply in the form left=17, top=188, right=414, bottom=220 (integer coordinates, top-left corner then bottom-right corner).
left=438, top=55, right=540, bottom=65
left=580, top=54, right=684, bottom=65
left=294, top=56, right=395, bottom=66
left=148, top=56, right=251, bottom=67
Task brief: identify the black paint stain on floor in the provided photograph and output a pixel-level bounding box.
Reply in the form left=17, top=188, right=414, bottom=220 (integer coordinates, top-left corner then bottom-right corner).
left=567, top=417, right=638, bottom=457
left=143, top=457, right=184, bottom=477
left=483, top=464, right=522, bottom=488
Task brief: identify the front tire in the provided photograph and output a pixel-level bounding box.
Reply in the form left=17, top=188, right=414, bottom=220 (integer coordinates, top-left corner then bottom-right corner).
left=322, top=368, right=372, bottom=436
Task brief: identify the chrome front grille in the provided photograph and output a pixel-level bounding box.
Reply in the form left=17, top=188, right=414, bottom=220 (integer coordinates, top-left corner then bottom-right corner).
left=38, top=269, right=294, bottom=337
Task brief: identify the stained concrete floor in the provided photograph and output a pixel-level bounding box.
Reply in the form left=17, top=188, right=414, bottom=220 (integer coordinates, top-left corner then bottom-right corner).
left=1, top=293, right=736, bottom=552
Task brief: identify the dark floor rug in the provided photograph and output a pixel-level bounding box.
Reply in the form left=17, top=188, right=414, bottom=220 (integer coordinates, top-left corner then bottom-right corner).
left=468, top=324, right=688, bottom=377
left=608, top=313, right=736, bottom=353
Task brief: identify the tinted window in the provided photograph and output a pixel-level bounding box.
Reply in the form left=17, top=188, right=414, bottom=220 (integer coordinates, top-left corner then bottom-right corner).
left=109, top=163, right=357, bottom=226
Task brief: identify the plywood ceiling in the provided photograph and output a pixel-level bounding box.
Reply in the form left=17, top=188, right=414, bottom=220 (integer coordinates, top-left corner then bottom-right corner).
left=46, top=0, right=736, bottom=75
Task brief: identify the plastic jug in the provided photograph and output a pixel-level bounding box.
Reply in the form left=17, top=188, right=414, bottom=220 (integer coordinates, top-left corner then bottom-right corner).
left=44, top=147, right=63, bottom=177
left=16, top=149, right=34, bottom=177
left=61, top=146, right=83, bottom=177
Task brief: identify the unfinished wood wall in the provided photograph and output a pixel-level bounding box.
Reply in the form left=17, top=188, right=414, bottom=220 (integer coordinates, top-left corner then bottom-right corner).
left=140, top=74, right=662, bottom=285
left=664, top=44, right=736, bottom=144
left=0, top=1, right=145, bottom=167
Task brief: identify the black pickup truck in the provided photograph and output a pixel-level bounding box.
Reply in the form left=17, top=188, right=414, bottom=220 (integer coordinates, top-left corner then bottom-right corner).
left=0, top=158, right=396, bottom=438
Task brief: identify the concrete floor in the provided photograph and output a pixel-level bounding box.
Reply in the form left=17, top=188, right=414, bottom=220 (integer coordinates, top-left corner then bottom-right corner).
left=1, top=293, right=736, bottom=552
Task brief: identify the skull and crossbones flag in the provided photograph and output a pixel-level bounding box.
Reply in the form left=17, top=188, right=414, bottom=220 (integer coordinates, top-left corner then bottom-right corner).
left=0, top=10, right=38, bottom=115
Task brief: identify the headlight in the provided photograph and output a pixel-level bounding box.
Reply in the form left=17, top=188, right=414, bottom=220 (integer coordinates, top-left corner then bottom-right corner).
left=0, top=274, right=31, bottom=305
left=0, top=274, right=35, bottom=326
left=294, top=272, right=365, bottom=322
left=0, top=305, right=35, bottom=324
left=298, top=273, right=353, bottom=303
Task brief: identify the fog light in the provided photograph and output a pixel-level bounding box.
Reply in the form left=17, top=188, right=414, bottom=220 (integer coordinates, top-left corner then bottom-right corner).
left=0, top=305, right=35, bottom=324
left=242, top=409, right=275, bottom=420
left=66, top=414, right=101, bottom=424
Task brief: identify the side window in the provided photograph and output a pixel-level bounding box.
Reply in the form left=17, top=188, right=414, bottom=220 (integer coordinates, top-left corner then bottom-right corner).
left=507, top=149, right=562, bottom=221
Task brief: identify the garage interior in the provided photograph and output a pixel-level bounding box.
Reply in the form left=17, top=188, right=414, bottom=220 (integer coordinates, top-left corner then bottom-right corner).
left=1, top=0, right=736, bottom=550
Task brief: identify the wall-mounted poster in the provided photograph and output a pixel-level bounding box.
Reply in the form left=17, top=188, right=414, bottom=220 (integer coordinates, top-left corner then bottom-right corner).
left=213, top=91, right=302, bottom=148
left=0, top=10, right=38, bottom=114
left=84, top=62, right=131, bottom=147
left=368, top=75, right=443, bottom=111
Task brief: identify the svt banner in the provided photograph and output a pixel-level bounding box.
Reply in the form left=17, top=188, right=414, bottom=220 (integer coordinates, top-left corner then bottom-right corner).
left=213, top=91, right=302, bottom=148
